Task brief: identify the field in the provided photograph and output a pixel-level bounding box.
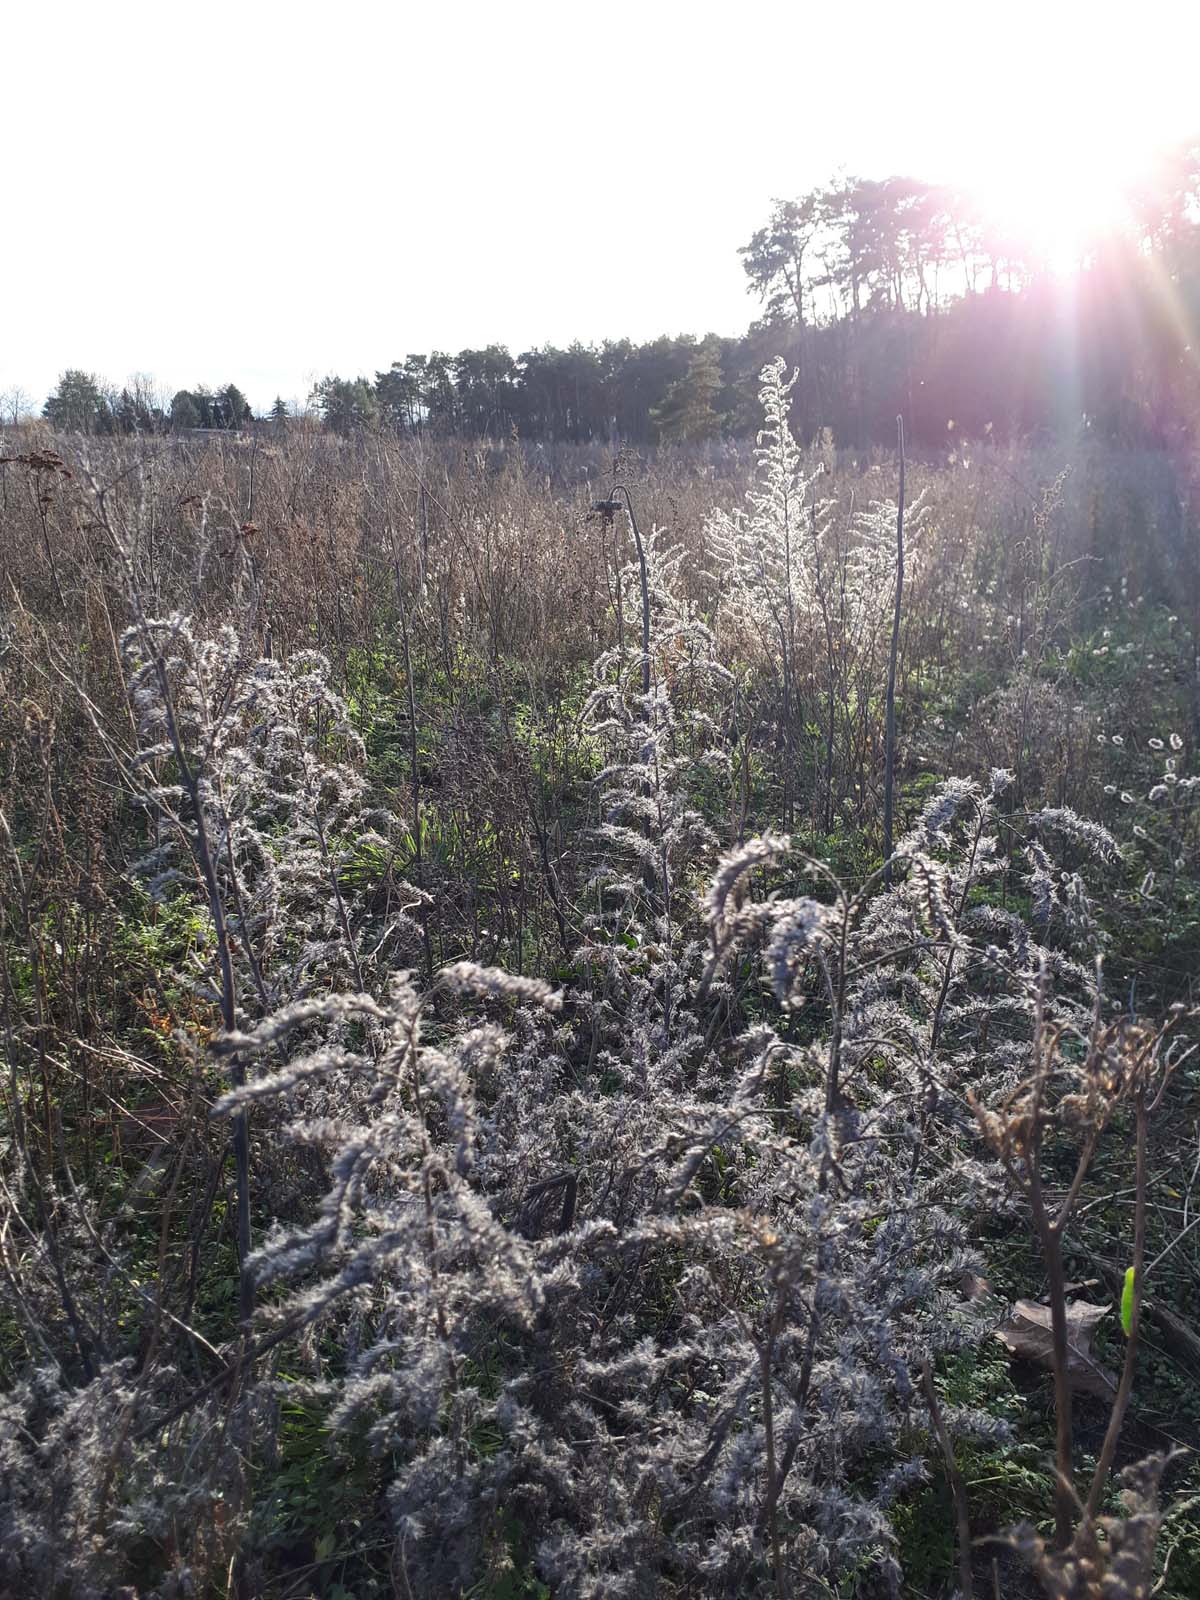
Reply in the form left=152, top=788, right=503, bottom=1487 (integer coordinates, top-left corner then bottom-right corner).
left=2, top=381, right=1200, bottom=1599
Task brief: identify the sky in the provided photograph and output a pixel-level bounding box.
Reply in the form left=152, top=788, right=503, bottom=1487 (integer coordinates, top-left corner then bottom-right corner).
left=3, top=0, right=1198, bottom=414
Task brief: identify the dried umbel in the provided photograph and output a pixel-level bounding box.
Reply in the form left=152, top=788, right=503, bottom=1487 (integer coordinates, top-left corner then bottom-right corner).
left=972, top=1013, right=1183, bottom=1177
left=1007, top=1452, right=1179, bottom=1600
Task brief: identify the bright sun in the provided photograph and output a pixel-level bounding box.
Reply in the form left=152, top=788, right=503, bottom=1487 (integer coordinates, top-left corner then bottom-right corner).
left=928, top=17, right=1199, bottom=281
left=961, top=125, right=1159, bottom=275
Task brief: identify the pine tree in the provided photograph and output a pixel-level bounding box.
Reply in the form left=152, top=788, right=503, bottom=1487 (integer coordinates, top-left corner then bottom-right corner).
left=42, top=370, right=113, bottom=433
left=650, top=339, right=725, bottom=442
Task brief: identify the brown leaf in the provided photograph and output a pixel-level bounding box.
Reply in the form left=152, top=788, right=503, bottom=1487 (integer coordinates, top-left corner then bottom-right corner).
left=995, top=1298, right=1118, bottom=1398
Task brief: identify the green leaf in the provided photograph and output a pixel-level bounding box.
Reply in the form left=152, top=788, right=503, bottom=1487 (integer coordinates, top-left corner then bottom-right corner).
left=1120, top=1266, right=1136, bottom=1337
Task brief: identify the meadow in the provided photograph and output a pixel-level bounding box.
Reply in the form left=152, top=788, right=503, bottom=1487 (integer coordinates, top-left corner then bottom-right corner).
left=2, top=372, right=1199, bottom=1599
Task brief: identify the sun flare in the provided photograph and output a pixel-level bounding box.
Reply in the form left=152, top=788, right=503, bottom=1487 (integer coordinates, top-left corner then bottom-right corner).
left=984, top=172, right=1129, bottom=273
left=960, top=123, right=1171, bottom=275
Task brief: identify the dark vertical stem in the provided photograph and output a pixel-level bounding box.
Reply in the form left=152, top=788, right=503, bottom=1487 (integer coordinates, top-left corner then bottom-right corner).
left=153, top=694, right=252, bottom=1328
left=182, top=788, right=251, bottom=1326
left=1022, top=990, right=1075, bottom=1549
left=812, top=495, right=838, bottom=832
left=388, top=518, right=435, bottom=984
left=921, top=1359, right=974, bottom=1599
left=760, top=1302, right=788, bottom=1600
left=782, top=479, right=796, bottom=831
left=883, top=416, right=905, bottom=885
left=1087, top=1082, right=1148, bottom=1517
left=33, top=468, right=66, bottom=611
left=613, top=485, right=650, bottom=700
left=1041, top=1219, right=1076, bottom=1547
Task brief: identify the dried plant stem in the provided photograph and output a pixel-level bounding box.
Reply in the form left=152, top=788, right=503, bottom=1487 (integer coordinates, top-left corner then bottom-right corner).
left=882, top=414, right=905, bottom=885
left=1086, top=1086, right=1148, bottom=1518
left=920, top=1358, right=974, bottom=1599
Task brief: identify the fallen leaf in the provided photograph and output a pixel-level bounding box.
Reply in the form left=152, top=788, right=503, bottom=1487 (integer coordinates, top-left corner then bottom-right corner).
left=994, top=1298, right=1118, bottom=1398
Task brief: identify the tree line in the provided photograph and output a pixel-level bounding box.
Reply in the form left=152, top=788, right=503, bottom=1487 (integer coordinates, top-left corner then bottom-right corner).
left=25, top=140, right=1200, bottom=450
left=37, top=373, right=256, bottom=436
